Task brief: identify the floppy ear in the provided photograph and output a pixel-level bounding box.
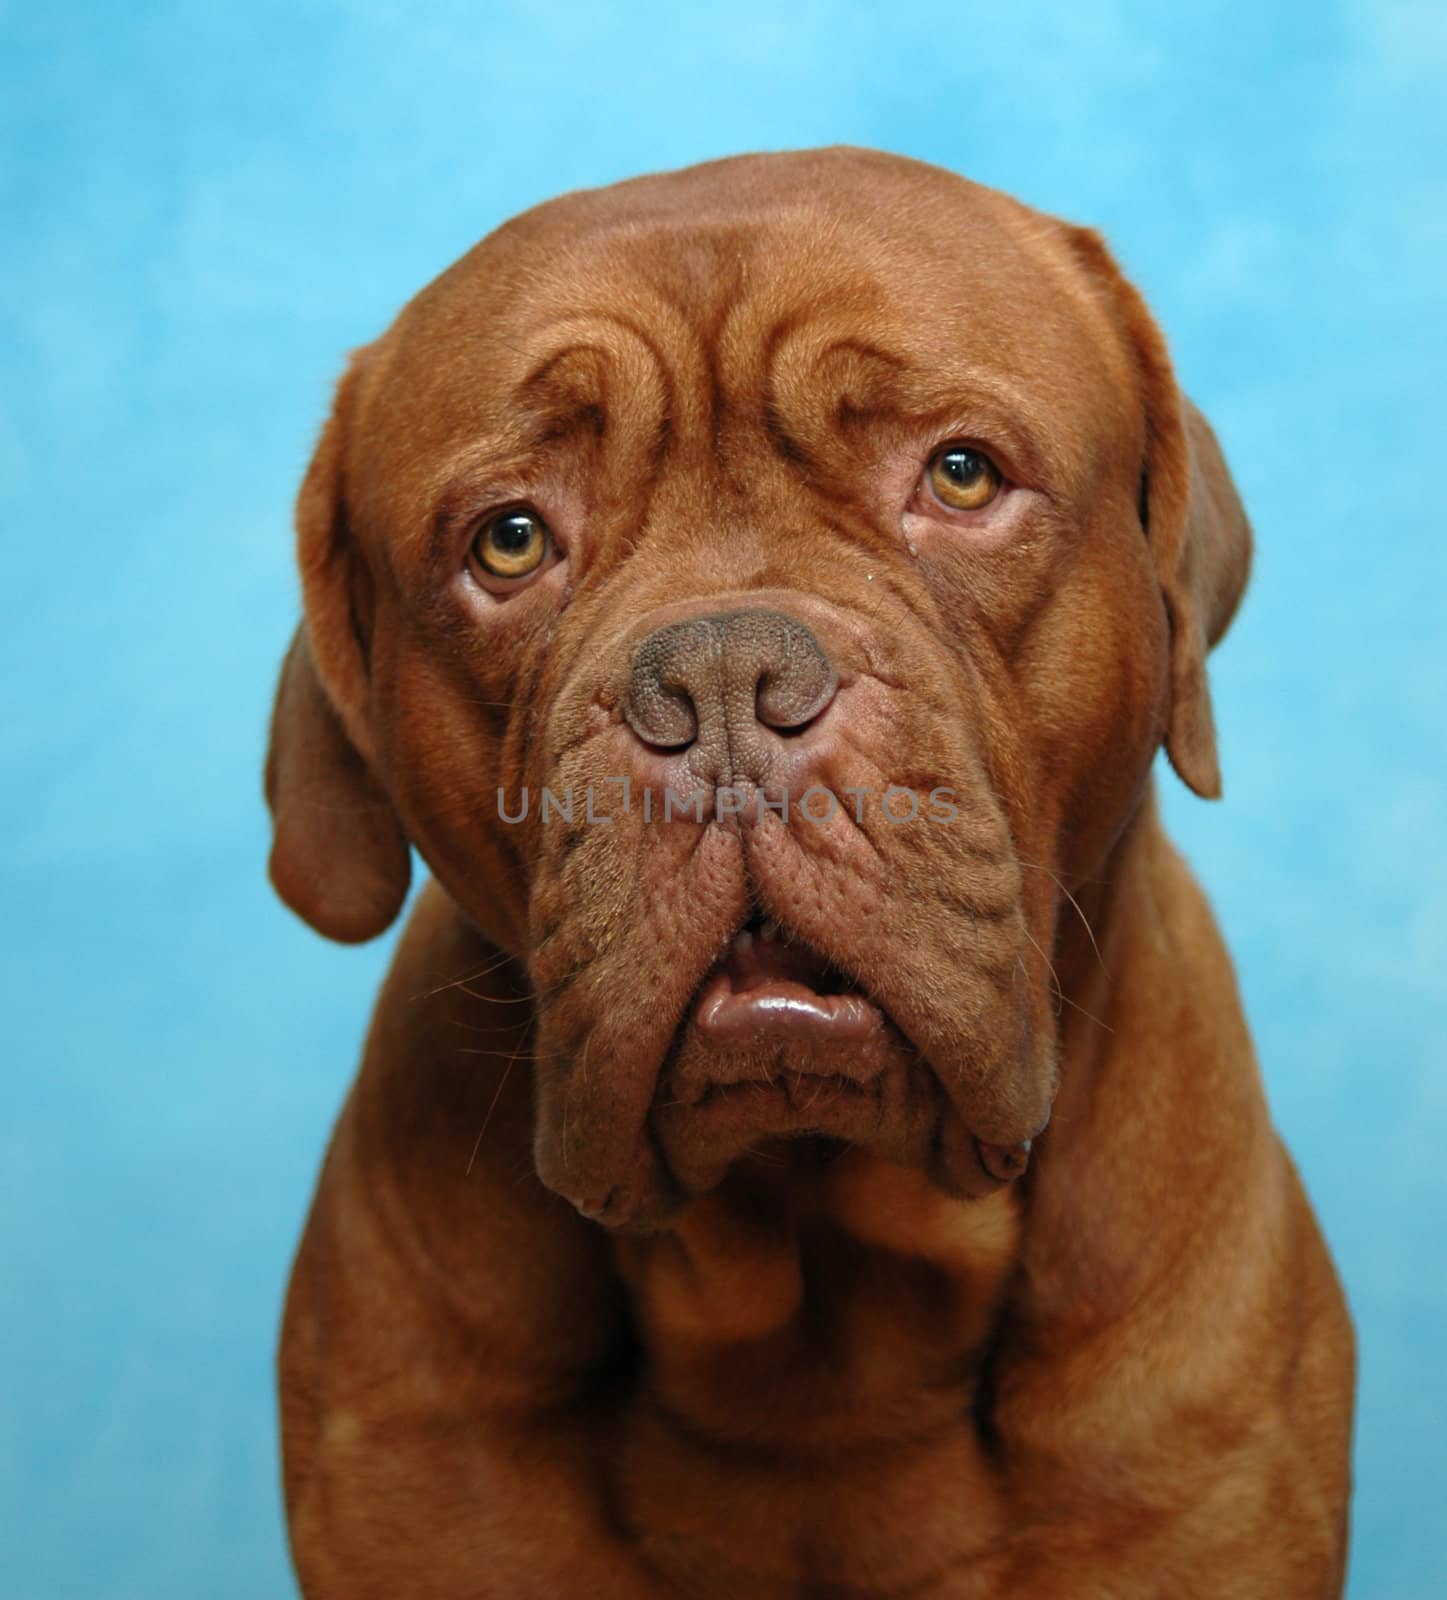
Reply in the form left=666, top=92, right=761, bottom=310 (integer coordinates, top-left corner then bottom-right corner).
left=1149, top=395, right=1254, bottom=798
left=266, top=625, right=411, bottom=941
left=264, top=350, right=411, bottom=942
left=1063, top=228, right=1253, bottom=799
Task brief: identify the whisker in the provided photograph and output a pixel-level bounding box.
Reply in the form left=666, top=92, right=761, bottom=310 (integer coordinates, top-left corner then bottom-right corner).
left=1049, top=984, right=1114, bottom=1034
left=1016, top=859, right=1108, bottom=974
left=456, top=1041, right=536, bottom=1064
left=1017, top=859, right=1109, bottom=890
left=413, top=949, right=518, bottom=1000
left=465, top=1058, right=517, bottom=1176
left=1019, top=923, right=1063, bottom=1001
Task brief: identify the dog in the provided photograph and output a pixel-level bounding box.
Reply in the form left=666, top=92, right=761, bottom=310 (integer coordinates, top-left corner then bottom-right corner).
left=265, top=147, right=1354, bottom=1598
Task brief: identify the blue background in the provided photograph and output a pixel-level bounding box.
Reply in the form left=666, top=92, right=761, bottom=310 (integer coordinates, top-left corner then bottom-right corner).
left=3, top=3, right=1443, bottom=1594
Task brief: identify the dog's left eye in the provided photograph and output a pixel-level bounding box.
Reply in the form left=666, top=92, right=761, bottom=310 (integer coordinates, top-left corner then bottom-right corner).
left=470, top=510, right=552, bottom=584
left=925, top=446, right=1003, bottom=512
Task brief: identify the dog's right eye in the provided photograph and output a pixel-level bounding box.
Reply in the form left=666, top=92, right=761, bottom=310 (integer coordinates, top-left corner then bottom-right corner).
left=469, top=510, right=552, bottom=588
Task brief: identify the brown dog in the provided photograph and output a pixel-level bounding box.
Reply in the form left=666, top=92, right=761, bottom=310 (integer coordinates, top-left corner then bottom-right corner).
left=265, top=147, right=1354, bottom=1598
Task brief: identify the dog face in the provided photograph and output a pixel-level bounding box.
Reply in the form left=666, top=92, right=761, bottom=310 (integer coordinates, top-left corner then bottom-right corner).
left=266, top=148, right=1250, bottom=1228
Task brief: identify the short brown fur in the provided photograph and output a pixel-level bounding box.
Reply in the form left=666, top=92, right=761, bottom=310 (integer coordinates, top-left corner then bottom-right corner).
left=266, top=148, right=1353, bottom=1598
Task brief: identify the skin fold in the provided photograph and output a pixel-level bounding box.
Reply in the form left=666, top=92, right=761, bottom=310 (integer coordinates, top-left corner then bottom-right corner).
left=265, top=147, right=1355, bottom=1598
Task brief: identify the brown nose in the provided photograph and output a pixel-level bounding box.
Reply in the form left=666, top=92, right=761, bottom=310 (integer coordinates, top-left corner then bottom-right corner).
left=624, top=609, right=837, bottom=781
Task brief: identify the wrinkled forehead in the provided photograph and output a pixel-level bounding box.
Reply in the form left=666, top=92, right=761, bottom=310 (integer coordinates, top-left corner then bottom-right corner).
left=347, top=157, right=1136, bottom=528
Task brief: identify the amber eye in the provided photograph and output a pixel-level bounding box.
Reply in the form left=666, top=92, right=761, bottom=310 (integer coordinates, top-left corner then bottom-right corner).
left=926, top=446, right=1002, bottom=511
left=471, top=510, right=550, bottom=581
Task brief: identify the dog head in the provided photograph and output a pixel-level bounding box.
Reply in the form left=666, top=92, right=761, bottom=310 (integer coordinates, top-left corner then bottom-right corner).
left=265, top=148, right=1250, bottom=1228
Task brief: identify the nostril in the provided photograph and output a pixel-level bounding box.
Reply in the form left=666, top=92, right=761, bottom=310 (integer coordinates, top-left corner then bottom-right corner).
left=624, top=616, right=716, bottom=751
left=625, top=682, right=698, bottom=750
left=755, top=665, right=837, bottom=736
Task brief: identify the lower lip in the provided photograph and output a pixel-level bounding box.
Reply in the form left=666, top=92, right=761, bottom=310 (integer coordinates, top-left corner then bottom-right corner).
left=692, top=969, right=887, bottom=1044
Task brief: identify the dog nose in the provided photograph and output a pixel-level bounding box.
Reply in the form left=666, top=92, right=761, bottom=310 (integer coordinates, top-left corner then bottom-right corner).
left=624, top=609, right=837, bottom=777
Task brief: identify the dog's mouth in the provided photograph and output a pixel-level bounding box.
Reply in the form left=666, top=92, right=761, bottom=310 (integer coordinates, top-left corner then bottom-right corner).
left=642, top=914, right=925, bottom=1201
left=546, top=874, right=1044, bottom=1228
left=690, top=912, right=888, bottom=1048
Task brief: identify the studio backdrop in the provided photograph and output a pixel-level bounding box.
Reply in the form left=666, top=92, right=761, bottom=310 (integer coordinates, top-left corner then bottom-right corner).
left=2, top=4, right=1442, bottom=1597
